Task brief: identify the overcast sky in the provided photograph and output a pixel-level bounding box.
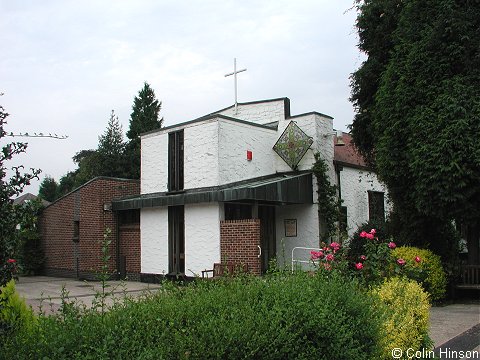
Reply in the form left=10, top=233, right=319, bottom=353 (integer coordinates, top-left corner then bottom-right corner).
left=1, top=0, right=363, bottom=194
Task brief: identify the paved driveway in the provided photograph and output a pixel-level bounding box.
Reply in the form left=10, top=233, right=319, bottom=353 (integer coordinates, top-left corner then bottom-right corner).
left=15, top=276, right=162, bottom=315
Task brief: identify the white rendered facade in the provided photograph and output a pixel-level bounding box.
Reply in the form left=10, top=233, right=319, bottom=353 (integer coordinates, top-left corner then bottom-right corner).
left=138, top=98, right=388, bottom=276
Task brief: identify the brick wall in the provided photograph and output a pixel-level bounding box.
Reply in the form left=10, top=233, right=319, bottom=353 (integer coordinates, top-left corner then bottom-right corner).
left=220, top=219, right=261, bottom=275
left=39, top=177, right=140, bottom=279
left=119, top=225, right=141, bottom=280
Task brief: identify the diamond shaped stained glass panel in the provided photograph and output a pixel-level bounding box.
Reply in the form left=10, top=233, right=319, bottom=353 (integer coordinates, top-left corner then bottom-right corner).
left=273, top=121, right=313, bottom=170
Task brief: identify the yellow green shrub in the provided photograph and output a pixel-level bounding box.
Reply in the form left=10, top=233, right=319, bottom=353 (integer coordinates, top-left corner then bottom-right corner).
left=371, top=277, right=431, bottom=359
left=0, top=280, right=36, bottom=335
left=392, top=246, right=447, bottom=301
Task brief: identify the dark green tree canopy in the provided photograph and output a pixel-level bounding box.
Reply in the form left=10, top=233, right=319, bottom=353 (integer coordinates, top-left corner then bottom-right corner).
left=127, top=82, right=163, bottom=141
left=98, top=110, right=126, bottom=178
left=38, top=176, right=58, bottom=202
left=125, top=82, right=163, bottom=179
left=350, top=0, right=480, bottom=260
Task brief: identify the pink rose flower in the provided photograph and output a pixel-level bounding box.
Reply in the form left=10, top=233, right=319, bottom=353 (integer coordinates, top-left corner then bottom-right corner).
left=397, top=258, right=406, bottom=266
left=388, top=242, right=396, bottom=249
left=365, top=233, right=374, bottom=240
left=310, top=251, right=325, bottom=260
left=360, top=255, right=367, bottom=261
left=7, top=259, right=16, bottom=263
left=414, top=256, right=421, bottom=263
left=370, top=229, right=376, bottom=235
left=355, top=262, right=363, bottom=270
left=360, top=231, right=368, bottom=238
left=326, top=254, right=334, bottom=262
left=330, top=242, right=341, bottom=251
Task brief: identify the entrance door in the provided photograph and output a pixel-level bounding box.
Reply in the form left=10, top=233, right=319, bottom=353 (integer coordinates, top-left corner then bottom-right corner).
left=259, top=206, right=276, bottom=273
left=168, top=206, right=185, bottom=275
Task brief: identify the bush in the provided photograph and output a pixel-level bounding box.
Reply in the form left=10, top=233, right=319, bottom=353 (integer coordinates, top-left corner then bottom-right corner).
left=347, top=220, right=388, bottom=260
left=392, top=246, right=447, bottom=301
left=370, top=277, right=432, bottom=359
left=0, top=280, right=36, bottom=336
left=4, top=273, right=383, bottom=359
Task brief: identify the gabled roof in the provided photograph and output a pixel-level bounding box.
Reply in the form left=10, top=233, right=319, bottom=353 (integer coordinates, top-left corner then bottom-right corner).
left=14, top=193, right=50, bottom=207
left=334, top=132, right=369, bottom=169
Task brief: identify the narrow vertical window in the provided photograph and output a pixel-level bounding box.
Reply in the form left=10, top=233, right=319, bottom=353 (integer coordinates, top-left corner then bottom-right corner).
left=168, top=130, right=184, bottom=191
left=368, top=191, right=385, bottom=223
left=73, top=221, right=80, bottom=242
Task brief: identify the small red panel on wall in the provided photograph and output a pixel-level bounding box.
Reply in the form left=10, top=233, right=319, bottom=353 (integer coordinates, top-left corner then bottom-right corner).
left=247, top=150, right=253, bottom=161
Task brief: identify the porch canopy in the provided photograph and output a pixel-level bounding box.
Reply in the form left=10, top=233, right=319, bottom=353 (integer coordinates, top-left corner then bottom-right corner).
left=112, top=172, right=313, bottom=210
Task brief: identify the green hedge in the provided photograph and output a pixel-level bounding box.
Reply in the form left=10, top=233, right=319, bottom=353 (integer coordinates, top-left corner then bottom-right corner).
left=3, top=273, right=383, bottom=359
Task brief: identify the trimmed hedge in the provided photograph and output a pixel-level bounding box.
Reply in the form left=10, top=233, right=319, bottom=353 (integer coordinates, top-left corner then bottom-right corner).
left=3, top=273, right=383, bottom=359
left=371, top=277, right=432, bottom=359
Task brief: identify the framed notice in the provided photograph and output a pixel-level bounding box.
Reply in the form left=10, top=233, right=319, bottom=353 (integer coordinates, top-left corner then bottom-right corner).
left=284, top=219, right=297, bottom=237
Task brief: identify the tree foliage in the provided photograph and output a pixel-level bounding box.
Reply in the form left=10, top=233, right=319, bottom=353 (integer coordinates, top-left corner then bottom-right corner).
left=98, top=110, right=126, bottom=178
left=125, top=82, right=163, bottom=179
left=350, top=0, right=480, bottom=261
left=38, top=176, right=58, bottom=202
left=0, top=103, right=41, bottom=286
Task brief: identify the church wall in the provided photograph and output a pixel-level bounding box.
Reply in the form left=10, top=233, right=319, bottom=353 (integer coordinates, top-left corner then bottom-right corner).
left=218, top=120, right=277, bottom=185
left=275, top=114, right=334, bottom=176
left=275, top=203, right=320, bottom=270
left=141, top=207, right=169, bottom=274
left=218, top=99, right=286, bottom=125
left=141, top=132, right=168, bottom=194
left=184, top=121, right=219, bottom=188
left=339, top=166, right=390, bottom=237
left=184, top=203, right=221, bottom=275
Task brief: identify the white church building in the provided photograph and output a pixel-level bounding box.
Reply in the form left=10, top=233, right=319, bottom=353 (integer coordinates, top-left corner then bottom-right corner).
left=113, top=98, right=388, bottom=279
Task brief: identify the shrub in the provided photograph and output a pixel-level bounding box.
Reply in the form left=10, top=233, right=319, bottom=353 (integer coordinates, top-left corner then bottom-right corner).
left=346, top=220, right=388, bottom=260
left=4, top=273, right=383, bottom=359
left=0, top=280, right=36, bottom=336
left=392, top=246, right=447, bottom=301
left=370, top=277, right=432, bottom=359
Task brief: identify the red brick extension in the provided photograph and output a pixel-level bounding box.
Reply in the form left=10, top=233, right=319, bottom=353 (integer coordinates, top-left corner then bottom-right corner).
left=39, top=177, right=140, bottom=280
left=220, top=219, right=261, bottom=275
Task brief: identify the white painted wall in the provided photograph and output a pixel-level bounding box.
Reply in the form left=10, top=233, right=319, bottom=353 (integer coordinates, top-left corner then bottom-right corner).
left=184, top=121, right=219, bottom=188
left=141, top=132, right=168, bottom=194
left=141, top=208, right=169, bottom=274
left=275, top=203, right=319, bottom=270
left=218, top=120, right=277, bottom=185
left=339, top=166, right=390, bottom=237
left=218, top=99, right=286, bottom=125
left=184, top=203, right=221, bottom=275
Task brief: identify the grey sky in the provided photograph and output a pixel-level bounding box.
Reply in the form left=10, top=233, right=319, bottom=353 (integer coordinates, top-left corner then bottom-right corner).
left=1, top=0, right=362, bottom=194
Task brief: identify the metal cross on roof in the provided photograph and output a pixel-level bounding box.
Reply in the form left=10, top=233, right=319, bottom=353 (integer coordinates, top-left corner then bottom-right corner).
left=224, top=58, right=247, bottom=115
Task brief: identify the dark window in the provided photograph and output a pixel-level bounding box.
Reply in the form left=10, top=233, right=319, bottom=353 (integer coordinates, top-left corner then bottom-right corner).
left=368, top=191, right=385, bottom=223
left=224, top=203, right=252, bottom=220
left=119, top=209, right=140, bottom=226
left=73, top=221, right=80, bottom=242
left=168, top=130, right=184, bottom=192
left=168, top=206, right=185, bottom=274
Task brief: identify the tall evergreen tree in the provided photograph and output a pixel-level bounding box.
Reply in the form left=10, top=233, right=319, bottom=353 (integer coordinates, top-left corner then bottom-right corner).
left=125, top=82, right=163, bottom=179
left=38, top=176, right=58, bottom=202
left=98, top=110, right=125, bottom=178
left=350, top=0, right=480, bottom=263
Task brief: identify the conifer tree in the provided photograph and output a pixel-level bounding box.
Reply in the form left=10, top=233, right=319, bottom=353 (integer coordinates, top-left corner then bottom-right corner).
left=98, top=110, right=125, bottom=178
left=125, top=82, right=163, bottom=179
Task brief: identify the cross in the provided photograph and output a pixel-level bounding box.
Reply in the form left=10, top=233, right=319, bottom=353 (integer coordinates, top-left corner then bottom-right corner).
left=224, top=58, right=247, bottom=115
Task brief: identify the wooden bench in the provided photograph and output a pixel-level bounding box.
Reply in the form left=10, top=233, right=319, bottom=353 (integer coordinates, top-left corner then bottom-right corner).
left=202, top=262, right=248, bottom=279
left=455, top=265, right=480, bottom=291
